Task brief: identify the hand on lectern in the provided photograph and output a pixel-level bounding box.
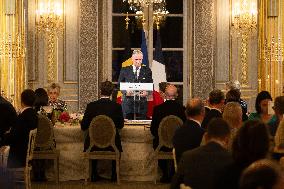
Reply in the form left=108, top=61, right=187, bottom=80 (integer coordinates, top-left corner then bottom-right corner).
left=140, top=91, right=148, bottom=97
left=126, top=90, right=134, bottom=96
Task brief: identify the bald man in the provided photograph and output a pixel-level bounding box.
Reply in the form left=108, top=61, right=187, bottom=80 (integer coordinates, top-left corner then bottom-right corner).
left=173, top=98, right=206, bottom=163
left=150, top=84, right=186, bottom=182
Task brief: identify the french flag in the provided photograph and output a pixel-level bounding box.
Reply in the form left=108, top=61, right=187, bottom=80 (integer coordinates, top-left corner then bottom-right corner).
left=152, top=30, right=166, bottom=91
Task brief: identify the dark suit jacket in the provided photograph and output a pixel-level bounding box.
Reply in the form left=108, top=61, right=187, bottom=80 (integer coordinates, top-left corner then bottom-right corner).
left=0, top=96, right=17, bottom=144
left=118, top=65, right=153, bottom=116
left=173, top=119, right=205, bottom=163
left=5, top=108, right=38, bottom=168
left=150, top=100, right=186, bottom=149
left=171, top=142, right=233, bottom=189
left=80, top=98, right=124, bottom=152
left=201, top=108, right=222, bottom=130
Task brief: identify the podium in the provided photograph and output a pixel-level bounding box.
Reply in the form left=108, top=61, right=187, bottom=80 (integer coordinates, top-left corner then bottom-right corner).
left=120, top=82, right=153, bottom=120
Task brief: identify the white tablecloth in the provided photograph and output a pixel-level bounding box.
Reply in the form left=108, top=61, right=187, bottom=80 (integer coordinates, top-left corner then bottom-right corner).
left=51, top=123, right=155, bottom=181
left=51, top=125, right=87, bottom=181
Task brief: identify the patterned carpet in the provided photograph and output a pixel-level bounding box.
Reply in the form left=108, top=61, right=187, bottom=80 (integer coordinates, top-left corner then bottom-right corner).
left=31, top=181, right=170, bottom=189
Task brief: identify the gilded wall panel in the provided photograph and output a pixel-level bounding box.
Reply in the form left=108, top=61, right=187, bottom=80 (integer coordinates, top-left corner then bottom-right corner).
left=216, top=0, right=230, bottom=83
left=79, top=0, right=99, bottom=110
left=64, top=0, right=79, bottom=82
left=192, top=0, right=216, bottom=99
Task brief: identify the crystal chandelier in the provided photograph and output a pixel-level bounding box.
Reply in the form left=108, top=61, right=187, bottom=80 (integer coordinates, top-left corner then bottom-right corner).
left=123, top=0, right=165, bottom=11
left=124, top=0, right=169, bottom=29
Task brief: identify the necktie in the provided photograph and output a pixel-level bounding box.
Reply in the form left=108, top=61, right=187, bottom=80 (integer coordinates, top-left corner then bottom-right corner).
left=135, top=67, right=139, bottom=81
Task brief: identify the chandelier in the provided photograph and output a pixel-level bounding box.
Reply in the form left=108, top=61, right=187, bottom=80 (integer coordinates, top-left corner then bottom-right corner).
left=36, top=0, right=64, bottom=82
left=231, top=0, right=257, bottom=87
left=232, top=0, right=257, bottom=34
left=124, top=0, right=169, bottom=29
left=123, top=0, right=165, bottom=11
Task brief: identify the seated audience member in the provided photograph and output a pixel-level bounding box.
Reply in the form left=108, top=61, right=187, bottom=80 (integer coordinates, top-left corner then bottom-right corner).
left=225, top=80, right=248, bottom=119
left=0, top=94, right=17, bottom=146
left=173, top=98, right=205, bottom=164
left=223, top=102, right=243, bottom=148
left=81, top=81, right=124, bottom=182
left=201, top=89, right=225, bottom=130
left=33, top=88, right=56, bottom=181
left=217, top=120, right=271, bottom=189
left=146, top=82, right=168, bottom=119
left=273, top=96, right=284, bottom=155
left=150, top=84, right=186, bottom=183
left=47, top=83, right=67, bottom=111
left=3, top=89, right=38, bottom=168
left=239, top=159, right=284, bottom=189
left=248, top=91, right=278, bottom=136
left=171, top=118, right=233, bottom=189
left=34, top=88, right=50, bottom=113
left=226, top=89, right=248, bottom=121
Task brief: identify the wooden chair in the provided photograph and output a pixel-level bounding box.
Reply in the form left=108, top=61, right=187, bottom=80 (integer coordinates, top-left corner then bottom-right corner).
left=173, top=148, right=178, bottom=172
left=8, top=128, right=37, bottom=189
left=83, top=115, right=121, bottom=184
left=153, top=115, right=183, bottom=183
left=0, top=146, right=10, bottom=168
left=32, top=114, right=60, bottom=183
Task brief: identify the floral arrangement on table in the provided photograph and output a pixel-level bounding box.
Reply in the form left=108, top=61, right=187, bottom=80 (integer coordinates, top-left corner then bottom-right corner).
left=52, top=109, right=83, bottom=126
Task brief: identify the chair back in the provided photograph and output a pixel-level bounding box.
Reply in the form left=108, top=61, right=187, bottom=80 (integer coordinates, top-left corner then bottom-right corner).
left=26, top=129, right=37, bottom=167
left=88, top=115, right=116, bottom=150
left=158, top=115, right=183, bottom=149
left=36, top=114, right=55, bottom=149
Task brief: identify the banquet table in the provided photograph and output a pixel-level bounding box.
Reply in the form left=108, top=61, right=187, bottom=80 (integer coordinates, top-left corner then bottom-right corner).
left=49, top=124, right=87, bottom=181
left=51, top=121, right=155, bottom=181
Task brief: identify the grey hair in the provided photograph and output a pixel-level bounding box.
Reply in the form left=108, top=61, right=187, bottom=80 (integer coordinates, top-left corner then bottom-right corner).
left=226, top=80, right=241, bottom=90
left=132, top=49, right=143, bottom=56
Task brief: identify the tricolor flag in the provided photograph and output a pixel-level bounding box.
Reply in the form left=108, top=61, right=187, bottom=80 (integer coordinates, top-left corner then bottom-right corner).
left=117, top=29, right=133, bottom=104
left=141, top=29, right=149, bottom=67
left=152, top=30, right=166, bottom=91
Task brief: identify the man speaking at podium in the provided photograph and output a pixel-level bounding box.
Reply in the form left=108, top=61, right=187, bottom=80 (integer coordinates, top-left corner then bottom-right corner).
left=118, top=50, right=153, bottom=120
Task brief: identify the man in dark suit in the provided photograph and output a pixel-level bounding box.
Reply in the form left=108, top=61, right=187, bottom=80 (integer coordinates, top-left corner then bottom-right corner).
left=81, top=81, right=124, bottom=181
left=0, top=95, right=17, bottom=146
left=3, top=89, right=38, bottom=168
left=118, top=50, right=153, bottom=120
left=171, top=118, right=233, bottom=189
left=173, top=98, right=205, bottom=164
left=201, top=89, right=225, bottom=130
left=150, top=84, right=186, bottom=182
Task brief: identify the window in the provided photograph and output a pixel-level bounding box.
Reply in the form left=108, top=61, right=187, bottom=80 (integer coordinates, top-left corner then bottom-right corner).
left=111, top=0, right=187, bottom=104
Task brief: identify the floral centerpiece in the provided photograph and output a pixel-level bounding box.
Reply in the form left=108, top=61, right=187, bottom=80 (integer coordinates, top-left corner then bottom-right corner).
left=51, top=109, right=83, bottom=126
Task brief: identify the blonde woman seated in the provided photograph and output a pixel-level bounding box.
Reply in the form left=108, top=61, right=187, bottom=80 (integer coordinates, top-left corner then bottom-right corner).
left=47, top=83, right=67, bottom=111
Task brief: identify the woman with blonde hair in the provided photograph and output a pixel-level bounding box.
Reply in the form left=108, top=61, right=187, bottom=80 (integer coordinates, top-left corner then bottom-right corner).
left=47, top=83, right=67, bottom=111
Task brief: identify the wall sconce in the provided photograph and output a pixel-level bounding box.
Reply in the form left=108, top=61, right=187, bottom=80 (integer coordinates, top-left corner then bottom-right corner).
left=36, top=0, right=64, bottom=82
left=231, top=0, right=257, bottom=86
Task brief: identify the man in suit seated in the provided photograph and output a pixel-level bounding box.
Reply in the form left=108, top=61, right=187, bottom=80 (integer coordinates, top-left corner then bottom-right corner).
left=3, top=89, right=38, bottom=168
left=173, top=98, right=205, bottom=164
left=81, top=81, right=124, bottom=182
left=171, top=118, right=233, bottom=189
left=0, top=94, right=17, bottom=146
left=201, top=89, right=225, bottom=130
left=118, top=49, right=153, bottom=120
left=150, top=84, right=186, bottom=183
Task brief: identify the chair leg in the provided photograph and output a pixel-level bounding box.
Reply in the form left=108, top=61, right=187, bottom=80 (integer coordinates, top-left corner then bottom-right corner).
left=116, top=158, right=120, bottom=185
left=54, top=157, right=59, bottom=184
left=154, top=158, right=158, bottom=184
left=85, top=159, right=91, bottom=184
